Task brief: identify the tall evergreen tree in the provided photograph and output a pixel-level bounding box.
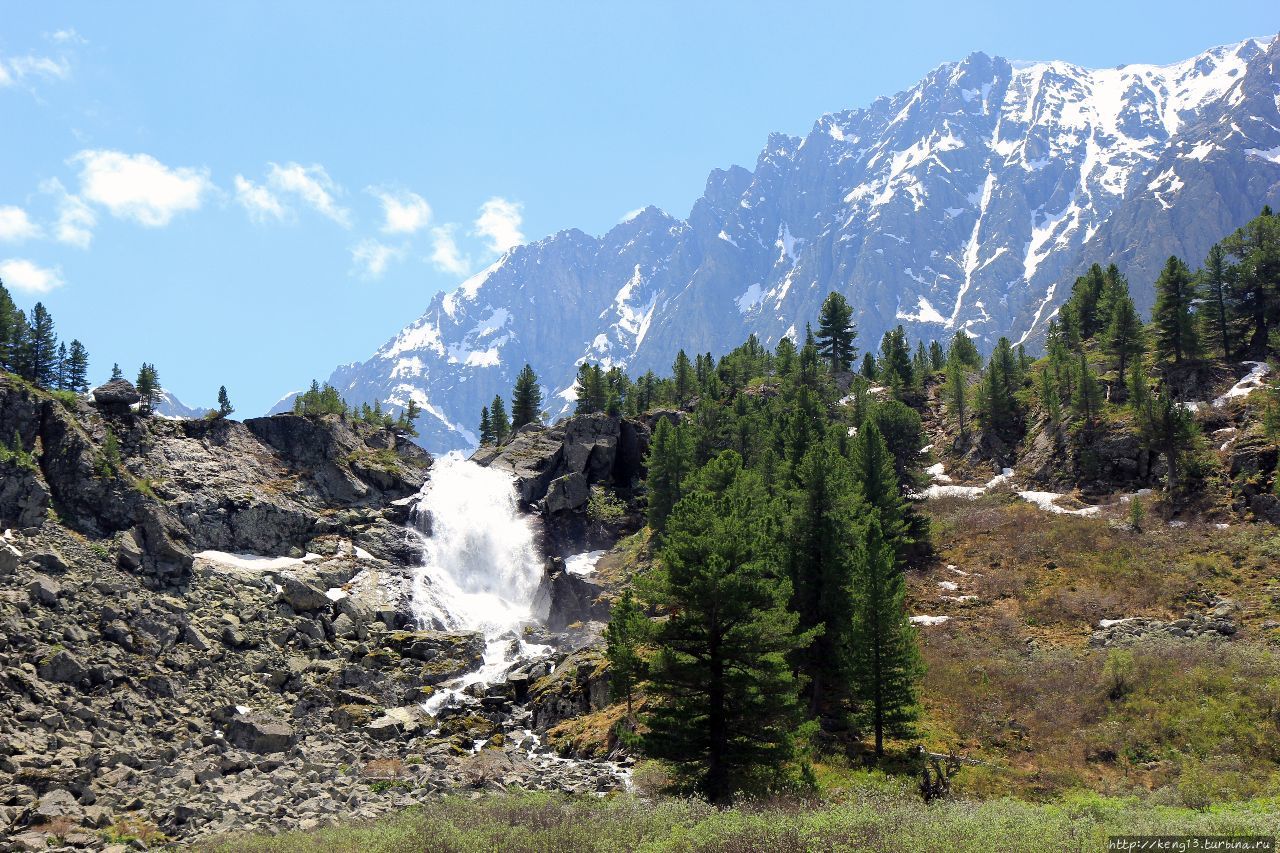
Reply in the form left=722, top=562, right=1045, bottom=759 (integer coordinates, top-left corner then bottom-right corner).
left=849, top=516, right=922, bottom=758
left=1038, top=363, right=1061, bottom=425
left=489, top=395, right=511, bottom=444
left=642, top=452, right=809, bottom=802
left=944, top=356, right=969, bottom=439
left=510, top=364, right=542, bottom=429
left=788, top=440, right=862, bottom=714
left=575, top=362, right=607, bottom=415
left=673, top=349, right=695, bottom=405
left=217, top=386, right=235, bottom=417
left=55, top=342, right=68, bottom=390
left=135, top=363, right=160, bottom=413
left=1222, top=212, right=1280, bottom=354
left=645, top=418, right=695, bottom=534
left=1136, top=387, right=1198, bottom=494
left=478, top=406, right=494, bottom=444
left=815, top=292, right=857, bottom=374
left=1200, top=242, right=1234, bottom=361
left=0, top=280, right=18, bottom=373
left=110, top=363, right=124, bottom=381
left=1153, top=255, right=1199, bottom=365
left=946, top=330, right=981, bottom=369
left=1072, top=353, right=1102, bottom=428
left=20, top=303, right=58, bottom=387
left=878, top=326, right=914, bottom=391
left=928, top=340, right=946, bottom=372
left=65, top=340, right=89, bottom=393
left=849, top=419, right=909, bottom=565
left=605, top=588, right=649, bottom=720
left=1104, top=285, right=1144, bottom=381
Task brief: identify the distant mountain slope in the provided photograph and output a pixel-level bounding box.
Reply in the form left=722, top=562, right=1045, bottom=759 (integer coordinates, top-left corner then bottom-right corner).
left=281, top=36, right=1280, bottom=451
left=153, top=390, right=211, bottom=420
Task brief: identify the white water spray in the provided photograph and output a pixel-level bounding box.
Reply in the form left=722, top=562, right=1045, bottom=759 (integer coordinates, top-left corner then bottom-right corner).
left=409, top=453, right=549, bottom=715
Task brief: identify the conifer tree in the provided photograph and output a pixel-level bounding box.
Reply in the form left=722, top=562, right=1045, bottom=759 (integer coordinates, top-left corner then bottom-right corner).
left=642, top=452, right=809, bottom=802
left=0, top=280, right=18, bottom=373
left=510, top=364, right=542, bottom=429
left=849, top=515, right=922, bottom=758
left=672, top=349, right=695, bottom=406
left=878, top=326, right=914, bottom=391
left=575, top=363, right=607, bottom=414
left=1136, top=387, right=1198, bottom=494
left=1222, top=212, right=1280, bottom=354
left=478, top=406, right=493, bottom=444
left=1072, top=353, right=1102, bottom=428
left=110, top=363, right=124, bottom=381
left=1104, top=284, right=1144, bottom=380
left=815, top=292, right=857, bottom=374
left=135, top=364, right=160, bottom=413
left=946, top=330, right=981, bottom=369
left=1153, top=255, right=1199, bottom=365
left=217, top=386, right=234, bottom=417
left=928, top=340, right=946, bottom=371
left=20, top=303, right=58, bottom=387
left=645, top=418, right=695, bottom=534
left=66, top=340, right=89, bottom=393
left=489, top=395, right=511, bottom=443
left=605, top=588, right=649, bottom=720
left=55, top=342, right=68, bottom=390
left=1201, top=242, right=1234, bottom=361
left=849, top=419, right=909, bottom=565
left=788, top=440, right=862, bottom=713
left=860, top=352, right=877, bottom=379
left=1038, top=363, right=1061, bottom=425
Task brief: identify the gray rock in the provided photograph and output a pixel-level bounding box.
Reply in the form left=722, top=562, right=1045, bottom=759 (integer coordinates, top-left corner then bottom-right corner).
left=38, top=649, right=86, bottom=683
left=544, top=472, right=589, bottom=514
left=26, top=575, right=61, bottom=606
left=227, top=713, right=296, bottom=754
left=91, top=378, right=142, bottom=408
left=277, top=575, right=331, bottom=612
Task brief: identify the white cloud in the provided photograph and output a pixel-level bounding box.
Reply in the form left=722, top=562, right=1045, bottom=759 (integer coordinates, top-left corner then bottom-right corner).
left=351, top=239, right=405, bottom=280
left=40, top=178, right=96, bottom=249
left=473, top=197, right=524, bottom=253
left=371, top=188, right=432, bottom=235
left=0, top=207, right=42, bottom=242
left=429, top=225, right=471, bottom=275
left=71, top=149, right=212, bottom=227
left=49, top=29, right=87, bottom=45
left=0, top=258, right=64, bottom=294
left=1, top=54, right=71, bottom=87
left=234, top=175, right=286, bottom=223
left=620, top=207, right=646, bottom=223
left=266, top=162, right=350, bottom=226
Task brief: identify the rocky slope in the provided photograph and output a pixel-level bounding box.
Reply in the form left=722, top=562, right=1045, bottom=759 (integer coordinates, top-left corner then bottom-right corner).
left=0, top=379, right=635, bottom=848
left=287, top=35, right=1280, bottom=452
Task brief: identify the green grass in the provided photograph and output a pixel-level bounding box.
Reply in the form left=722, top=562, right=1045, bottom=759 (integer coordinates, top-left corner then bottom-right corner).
left=203, top=788, right=1280, bottom=852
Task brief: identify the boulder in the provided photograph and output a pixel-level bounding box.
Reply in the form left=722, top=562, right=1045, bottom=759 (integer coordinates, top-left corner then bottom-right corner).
left=226, top=713, right=295, bottom=754
left=277, top=575, right=331, bottom=612
left=544, top=472, right=589, bottom=514
left=91, top=378, right=142, bottom=407
left=0, top=460, right=49, bottom=530
left=38, top=649, right=86, bottom=684
left=0, top=541, right=20, bottom=578
left=116, top=528, right=143, bottom=569
left=26, top=575, right=61, bottom=606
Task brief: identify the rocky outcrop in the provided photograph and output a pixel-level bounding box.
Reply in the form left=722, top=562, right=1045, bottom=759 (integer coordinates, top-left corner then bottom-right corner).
left=90, top=378, right=141, bottom=412
left=529, top=646, right=611, bottom=733
left=1089, top=598, right=1241, bottom=647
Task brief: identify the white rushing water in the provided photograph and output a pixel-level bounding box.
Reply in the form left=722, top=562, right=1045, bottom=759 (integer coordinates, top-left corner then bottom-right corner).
left=409, top=453, right=550, bottom=716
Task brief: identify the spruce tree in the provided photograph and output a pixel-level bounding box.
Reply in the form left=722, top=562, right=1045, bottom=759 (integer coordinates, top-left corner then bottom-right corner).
left=135, top=364, right=160, bottom=413
left=478, top=406, right=493, bottom=444
left=1136, top=387, right=1198, bottom=494
left=645, top=417, right=694, bottom=534
left=928, top=340, right=946, bottom=371
left=1201, top=242, right=1233, bottom=361
left=1072, top=353, right=1102, bottom=428
left=642, top=452, right=809, bottom=802
left=947, top=330, right=981, bottom=369
left=860, top=352, right=877, bottom=379
left=672, top=349, right=695, bottom=406
left=489, top=395, right=511, bottom=443
left=849, top=515, right=922, bottom=758
left=55, top=342, right=68, bottom=390
left=0, top=280, right=18, bottom=373
left=510, top=364, right=542, bottom=429
left=1222, top=212, right=1280, bottom=354
left=1104, top=285, right=1144, bottom=380
left=605, top=588, right=649, bottom=720
left=815, top=292, right=857, bottom=374
left=66, top=340, right=89, bottom=393
left=1153, top=255, right=1199, bottom=365
left=110, top=363, right=124, bottom=381
left=878, top=326, right=914, bottom=391
left=1038, top=363, right=1061, bottom=425
left=217, top=386, right=234, bottom=417
left=21, top=303, right=58, bottom=388
left=849, top=419, right=909, bottom=565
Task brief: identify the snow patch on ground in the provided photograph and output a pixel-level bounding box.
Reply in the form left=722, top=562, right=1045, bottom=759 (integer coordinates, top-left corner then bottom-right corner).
left=910, top=615, right=951, bottom=626
left=1213, top=361, right=1270, bottom=407
left=564, top=550, right=607, bottom=577
left=195, top=551, right=324, bottom=571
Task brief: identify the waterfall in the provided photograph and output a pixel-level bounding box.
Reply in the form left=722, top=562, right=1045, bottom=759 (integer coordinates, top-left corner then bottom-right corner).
left=409, top=452, right=549, bottom=714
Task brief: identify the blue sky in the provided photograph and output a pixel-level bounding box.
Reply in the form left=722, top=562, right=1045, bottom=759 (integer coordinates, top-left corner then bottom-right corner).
left=1, top=1, right=1276, bottom=414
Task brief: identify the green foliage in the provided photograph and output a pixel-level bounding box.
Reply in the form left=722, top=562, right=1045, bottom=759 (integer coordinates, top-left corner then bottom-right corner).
left=135, top=363, right=161, bottom=413
left=644, top=418, right=694, bottom=534
left=511, top=363, right=542, bottom=429
left=878, top=325, right=914, bottom=392
left=96, top=429, right=122, bottom=478
left=641, top=452, right=811, bottom=802
left=815, top=291, right=857, bottom=374
left=586, top=485, right=627, bottom=524
left=294, top=380, right=347, bottom=417
left=217, top=385, right=235, bottom=417
left=604, top=588, right=649, bottom=717
left=0, top=430, right=36, bottom=471
left=489, top=395, right=511, bottom=444
left=1153, top=255, right=1200, bottom=365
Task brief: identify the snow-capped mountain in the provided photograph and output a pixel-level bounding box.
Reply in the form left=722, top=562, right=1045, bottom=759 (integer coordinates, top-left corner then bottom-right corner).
left=152, top=390, right=211, bottom=420
left=285, top=36, right=1280, bottom=452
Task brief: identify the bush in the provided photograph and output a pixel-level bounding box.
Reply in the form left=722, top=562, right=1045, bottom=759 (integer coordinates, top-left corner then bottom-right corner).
left=587, top=486, right=627, bottom=524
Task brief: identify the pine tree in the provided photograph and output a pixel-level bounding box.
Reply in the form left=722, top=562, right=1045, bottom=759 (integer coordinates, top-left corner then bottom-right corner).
left=110, top=363, right=123, bottom=381
left=135, top=364, right=160, bottom=413
left=1072, top=353, right=1102, bottom=428
left=1038, top=363, right=1060, bottom=425
left=788, top=440, right=862, bottom=714
left=478, top=406, right=493, bottom=444
left=860, top=352, right=877, bottom=379
left=849, top=419, right=909, bottom=565
left=672, top=349, right=695, bottom=406
left=1104, top=285, right=1144, bottom=381
left=402, top=398, right=421, bottom=434
left=55, top=342, right=68, bottom=390
left=510, top=364, right=542, bottom=430
left=947, top=330, right=981, bottom=369
left=489, top=395, right=511, bottom=443
left=0, top=280, right=19, bottom=373
left=849, top=515, right=922, bottom=758
left=20, top=303, right=58, bottom=388
left=1201, top=242, right=1233, bottom=361
left=1222, top=212, right=1280, bottom=354
left=641, top=452, right=809, bottom=802
left=217, top=386, right=234, bottom=417
left=815, top=292, right=857, bottom=374
left=605, top=588, right=649, bottom=720
left=928, top=340, right=946, bottom=371
left=575, top=363, right=607, bottom=415
left=65, top=340, right=89, bottom=393
left=878, top=326, right=914, bottom=391
left=1135, top=387, right=1198, bottom=494
left=645, top=418, right=694, bottom=534
left=1153, top=255, right=1199, bottom=365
